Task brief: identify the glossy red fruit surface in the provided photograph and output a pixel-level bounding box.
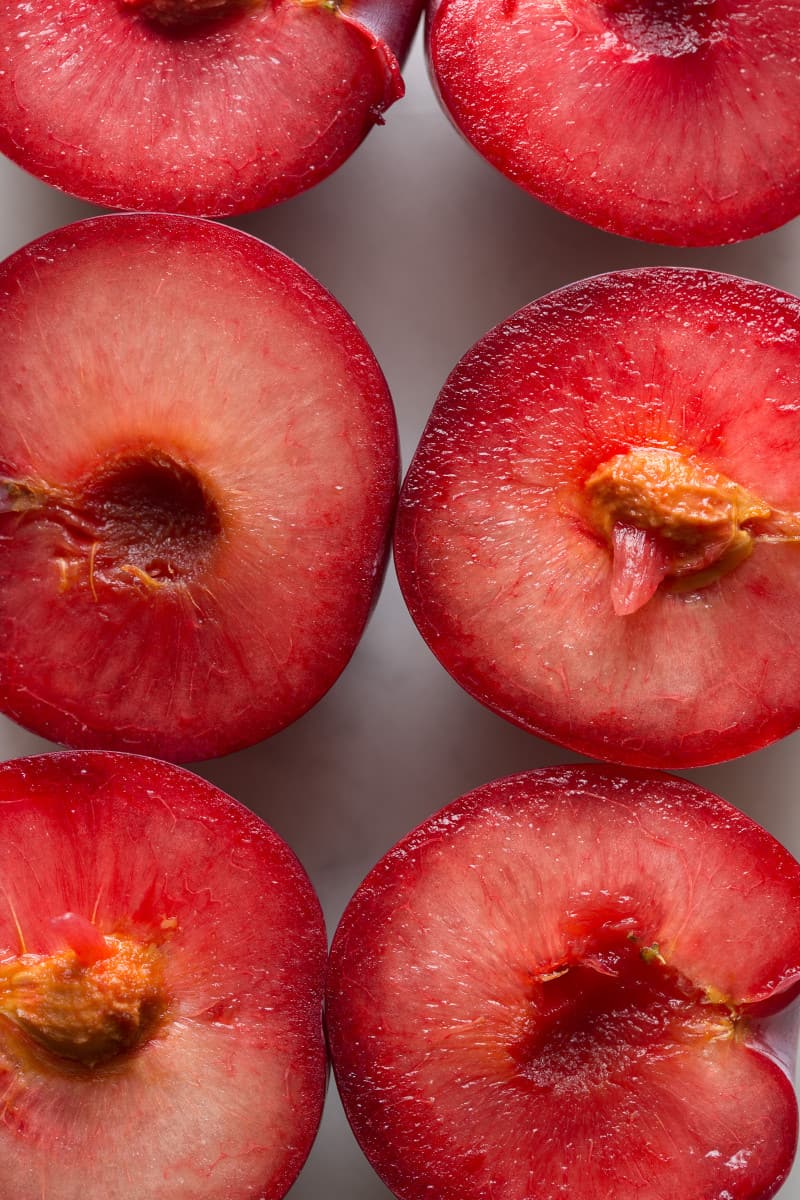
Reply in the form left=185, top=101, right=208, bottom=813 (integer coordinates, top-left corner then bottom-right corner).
left=395, top=267, right=800, bottom=768
left=427, top=0, right=800, bottom=246
left=327, top=765, right=800, bottom=1200
left=0, top=750, right=327, bottom=1199
left=0, top=0, right=422, bottom=216
left=0, top=214, right=398, bottom=762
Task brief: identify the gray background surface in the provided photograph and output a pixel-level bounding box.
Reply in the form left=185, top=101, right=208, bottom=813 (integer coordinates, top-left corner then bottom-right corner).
left=0, top=28, right=798, bottom=1199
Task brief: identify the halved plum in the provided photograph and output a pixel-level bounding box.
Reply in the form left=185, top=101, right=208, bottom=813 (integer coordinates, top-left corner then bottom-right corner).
left=327, top=765, right=800, bottom=1200
left=0, top=750, right=327, bottom=1199
left=0, top=213, right=398, bottom=761
left=0, top=0, right=423, bottom=215
left=395, top=267, right=800, bottom=768
left=427, top=0, right=800, bottom=245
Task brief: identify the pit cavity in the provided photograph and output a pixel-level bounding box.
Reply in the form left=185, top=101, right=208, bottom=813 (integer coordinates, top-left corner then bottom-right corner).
left=0, top=916, right=167, bottom=1069
left=82, top=450, right=222, bottom=582
left=118, top=0, right=262, bottom=29
left=0, top=449, right=223, bottom=595
left=560, top=0, right=718, bottom=58
left=510, top=929, right=737, bottom=1095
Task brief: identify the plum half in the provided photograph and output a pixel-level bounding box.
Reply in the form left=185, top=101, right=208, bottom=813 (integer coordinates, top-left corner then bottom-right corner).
left=327, top=765, right=800, bottom=1200
left=0, top=0, right=423, bottom=215
left=0, top=750, right=327, bottom=1199
left=0, top=213, right=398, bottom=762
left=395, top=267, right=800, bottom=768
left=427, top=0, right=800, bottom=245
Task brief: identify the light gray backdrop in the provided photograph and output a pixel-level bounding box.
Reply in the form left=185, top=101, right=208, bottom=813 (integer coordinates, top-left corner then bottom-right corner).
left=0, top=28, right=797, bottom=1200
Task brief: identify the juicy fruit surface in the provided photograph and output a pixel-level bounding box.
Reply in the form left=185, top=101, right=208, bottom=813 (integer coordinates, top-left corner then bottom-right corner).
left=327, top=767, right=800, bottom=1200
left=429, top=0, right=800, bottom=245
left=0, top=215, right=397, bottom=761
left=395, top=267, right=800, bottom=767
left=0, top=751, right=327, bottom=1200
left=0, top=0, right=400, bottom=215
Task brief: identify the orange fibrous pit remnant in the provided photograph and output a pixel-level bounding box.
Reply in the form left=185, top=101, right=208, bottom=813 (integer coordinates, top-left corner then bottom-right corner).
left=119, top=0, right=263, bottom=28
left=0, top=935, right=166, bottom=1068
left=587, top=447, right=770, bottom=573
left=583, top=446, right=798, bottom=609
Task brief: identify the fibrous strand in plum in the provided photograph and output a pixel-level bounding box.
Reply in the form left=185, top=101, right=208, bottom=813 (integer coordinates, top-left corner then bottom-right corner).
left=610, top=523, right=671, bottom=615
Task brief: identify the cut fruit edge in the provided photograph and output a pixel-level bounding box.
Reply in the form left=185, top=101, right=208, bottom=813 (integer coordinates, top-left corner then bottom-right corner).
left=393, top=265, right=800, bottom=766
left=0, top=0, right=426, bottom=217
left=329, top=764, right=800, bottom=1027
left=0, top=212, right=399, bottom=761
left=423, top=0, right=800, bottom=245
left=0, top=751, right=329, bottom=1199
left=343, top=0, right=426, bottom=101
left=327, top=766, right=800, bottom=1200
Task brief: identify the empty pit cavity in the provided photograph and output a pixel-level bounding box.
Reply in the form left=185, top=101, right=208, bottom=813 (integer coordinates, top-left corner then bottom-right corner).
left=562, top=0, right=718, bottom=58
left=83, top=450, right=222, bottom=583
left=118, top=0, right=262, bottom=29
left=510, top=935, right=736, bottom=1094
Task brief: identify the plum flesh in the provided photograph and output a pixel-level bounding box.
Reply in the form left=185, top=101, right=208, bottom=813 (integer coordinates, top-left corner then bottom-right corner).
left=428, top=0, right=800, bottom=245
left=0, top=214, right=398, bottom=761
left=395, top=267, right=800, bottom=767
left=0, top=0, right=423, bottom=215
left=0, top=750, right=327, bottom=1200
left=327, top=766, right=800, bottom=1200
